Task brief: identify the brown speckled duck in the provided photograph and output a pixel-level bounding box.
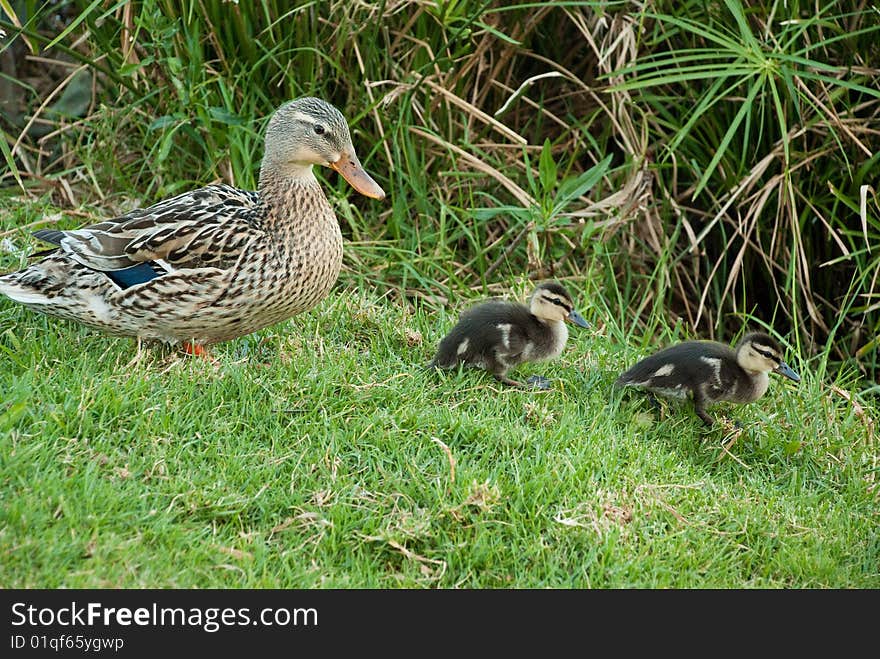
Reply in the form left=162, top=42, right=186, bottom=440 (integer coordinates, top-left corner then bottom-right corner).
left=428, top=281, right=590, bottom=389
left=0, top=97, right=385, bottom=357
left=615, top=331, right=800, bottom=426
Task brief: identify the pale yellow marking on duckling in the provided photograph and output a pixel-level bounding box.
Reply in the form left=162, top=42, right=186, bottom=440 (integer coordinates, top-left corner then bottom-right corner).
left=741, top=345, right=776, bottom=371
left=456, top=338, right=469, bottom=355
left=700, top=356, right=723, bottom=382
left=496, top=323, right=513, bottom=349
left=652, top=363, right=675, bottom=378
left=699, top=356, right=722, bottom=370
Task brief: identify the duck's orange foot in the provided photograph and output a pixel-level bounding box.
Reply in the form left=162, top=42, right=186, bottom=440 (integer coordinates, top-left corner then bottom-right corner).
left=182, top=342, right=212, bottom=360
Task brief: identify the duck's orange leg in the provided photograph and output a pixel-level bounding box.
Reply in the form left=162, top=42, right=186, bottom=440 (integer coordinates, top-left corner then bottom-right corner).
left=182, top=341, right=212, bottom=360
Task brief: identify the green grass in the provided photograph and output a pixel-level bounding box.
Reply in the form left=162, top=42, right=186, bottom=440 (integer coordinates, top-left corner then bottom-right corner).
left=1, top=276, right=877, bottom=588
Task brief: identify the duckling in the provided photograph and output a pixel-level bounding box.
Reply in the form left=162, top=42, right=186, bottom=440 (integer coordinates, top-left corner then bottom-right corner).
left=614, top=331, right=800, bottom=426
left=428, top=281, right=590, bottom=390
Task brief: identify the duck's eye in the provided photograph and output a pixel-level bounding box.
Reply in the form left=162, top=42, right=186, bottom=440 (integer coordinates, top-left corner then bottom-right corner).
left=544, top=296, right=571, bottom=311
left=313, top=124, right=326, bottom=136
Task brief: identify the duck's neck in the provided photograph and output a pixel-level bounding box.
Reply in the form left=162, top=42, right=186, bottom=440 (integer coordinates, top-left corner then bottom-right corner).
left=740, top=369, right=770, bottom=401
left=259, top=158, right=318, bottom=187
left=257, top=165, right=331, bottom=232
left=535, top=318, right=569, bottom=361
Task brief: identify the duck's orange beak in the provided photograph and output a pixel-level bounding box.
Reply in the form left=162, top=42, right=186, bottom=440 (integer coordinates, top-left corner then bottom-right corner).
left=330, top=151, right=386, bottom=200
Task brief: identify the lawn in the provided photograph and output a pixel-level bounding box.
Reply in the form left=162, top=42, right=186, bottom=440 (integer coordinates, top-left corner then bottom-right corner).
left=1, top=262, right=876, bottom=588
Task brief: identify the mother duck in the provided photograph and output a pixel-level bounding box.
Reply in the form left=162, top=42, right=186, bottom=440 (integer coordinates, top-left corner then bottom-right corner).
left=0, top=97, right=385, bottom=357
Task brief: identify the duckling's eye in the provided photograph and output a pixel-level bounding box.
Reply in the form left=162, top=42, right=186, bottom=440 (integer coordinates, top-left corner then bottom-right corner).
left=546, top=296, right=571, bottom=312
left=754, top=347, right=778, bottom=362
left=313, top=124, right=326, bottom=136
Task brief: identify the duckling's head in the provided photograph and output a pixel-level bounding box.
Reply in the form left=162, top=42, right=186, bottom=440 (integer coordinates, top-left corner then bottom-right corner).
left=528, top=282, right=590, bottom=328
left=260, top=97, right=385, bottom=199
left=736, top=332, right=800, bottom=382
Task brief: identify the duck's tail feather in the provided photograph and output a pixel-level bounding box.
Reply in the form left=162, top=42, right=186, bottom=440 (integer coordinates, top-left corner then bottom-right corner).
left=32, top=229, right=66, bottom=246
left=0, top=278, right=52, bottom=305
left=28, top=229, right=66, bottom=258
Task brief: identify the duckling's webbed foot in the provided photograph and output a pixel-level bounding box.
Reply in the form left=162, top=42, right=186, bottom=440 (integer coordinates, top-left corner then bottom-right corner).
left=694, top=404, right=715, bottom=427
left=718, top=417, right=744, bottom=431
left=525, top=375, right=552, bottom=390
left=494, top=373, right=527, bottom=388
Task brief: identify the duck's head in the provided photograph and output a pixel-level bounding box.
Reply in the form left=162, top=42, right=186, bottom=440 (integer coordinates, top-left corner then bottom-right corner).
left=261, top=97, right=385, bottom=199
left=736, top=332, right=800, bottom=382
left=529, top=281, right=590, bottom=328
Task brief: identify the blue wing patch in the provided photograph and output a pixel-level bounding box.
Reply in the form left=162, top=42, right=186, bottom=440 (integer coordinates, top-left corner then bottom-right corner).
left=32, top=228, right=166, bottom=289
left=106, top=262, right=164, bottom=289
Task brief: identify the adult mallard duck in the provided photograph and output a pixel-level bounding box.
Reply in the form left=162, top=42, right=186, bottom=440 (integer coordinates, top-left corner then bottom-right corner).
left=615, top=331, right=800, bottom=426
left=0, top=97, right=385, bottom=357
left=428, top=281, right=590, bottom=389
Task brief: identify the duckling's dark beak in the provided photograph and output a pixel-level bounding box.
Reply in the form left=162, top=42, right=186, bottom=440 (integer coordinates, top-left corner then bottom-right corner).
left=776, top=361, right=800, bottom=383
left=330, top=151, right=386, bottom=199
left=567, top=310, right=590, bottom=329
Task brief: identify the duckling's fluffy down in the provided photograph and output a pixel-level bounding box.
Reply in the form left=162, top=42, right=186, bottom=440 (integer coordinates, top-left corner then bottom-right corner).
left=431, top=299, right=569, bottom=373
left=614, top=340, right=755, bottom=401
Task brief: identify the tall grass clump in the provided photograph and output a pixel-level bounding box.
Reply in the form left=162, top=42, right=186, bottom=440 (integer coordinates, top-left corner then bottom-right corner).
left=611, top=0, right=880, bottom=380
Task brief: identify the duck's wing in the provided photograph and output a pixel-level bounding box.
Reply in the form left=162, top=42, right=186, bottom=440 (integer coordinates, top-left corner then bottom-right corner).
left=457, top=301, right=540, bottom=364
left=33, top=184, right=263, bottom=274
left=615, top=342, right=703, bottom=387
left=432, top=301, right=513, bottom=366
